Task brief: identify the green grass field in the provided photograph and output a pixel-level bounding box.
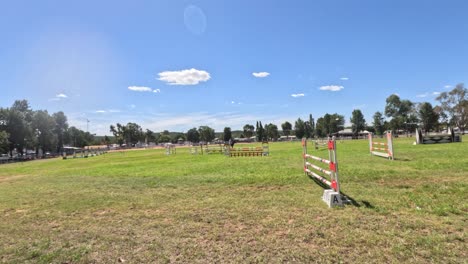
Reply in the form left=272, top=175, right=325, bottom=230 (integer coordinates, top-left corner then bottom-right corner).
left=1, top=137, right=467, bottom=263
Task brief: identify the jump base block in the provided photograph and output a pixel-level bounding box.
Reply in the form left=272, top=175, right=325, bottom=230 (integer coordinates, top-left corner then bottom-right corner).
left=322, top=190, right=343, bottom=208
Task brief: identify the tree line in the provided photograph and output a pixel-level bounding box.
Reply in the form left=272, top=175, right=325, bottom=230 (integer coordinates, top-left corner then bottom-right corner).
left=369, top=84, right=466, bottom=136
left=0, top=100, right=94, bottom=156
left=1, top=84, right=466, bottom=154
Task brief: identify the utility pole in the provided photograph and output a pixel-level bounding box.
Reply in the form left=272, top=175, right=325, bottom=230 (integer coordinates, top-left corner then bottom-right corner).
left=86, top=119, right=90, bottom=133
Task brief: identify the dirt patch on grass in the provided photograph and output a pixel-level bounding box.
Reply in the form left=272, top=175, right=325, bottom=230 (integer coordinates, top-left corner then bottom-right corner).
left=0, top=174, right=27, bottom=184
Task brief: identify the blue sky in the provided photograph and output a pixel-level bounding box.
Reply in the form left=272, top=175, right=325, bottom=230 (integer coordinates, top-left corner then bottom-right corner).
left=1, top=0, right=467, bottom=135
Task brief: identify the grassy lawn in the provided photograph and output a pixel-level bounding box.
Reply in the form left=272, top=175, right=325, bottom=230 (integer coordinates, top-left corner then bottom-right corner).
left=0, top=137, right=467, bottom=263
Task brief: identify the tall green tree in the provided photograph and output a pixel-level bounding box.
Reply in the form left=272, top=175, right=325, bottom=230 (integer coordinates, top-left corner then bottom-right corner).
left=304, top=114, right=315, bottom=138
left=436, top=83, right=468, bottom=133
left=65, top=126, right=93, bottom=148
left=145, top=129, right=157, bottom=143
left=406, top=102, right=420, bottom=133
left=281, top=121, right=292, bottom=136
left=110, top=122, right=144, bottom=146
left=223, top=127, right=232, bottom=142
left=433, top=105, right=448, bottom=131
left=350, top=109, right=366, bottom=136
left=314, top=113, right=344, bottom=137
left=384, top=94, right=415, bottom=133
left=186, top=127, right=200, bottom=143
left=53, top=111, right=68, bottom=153
left=198, top=126, right=215, bottom=142
left=243, top=124, right=255, bottom=138
left=264, top=123, right=279, bottom=141
left=325, top=113, right=345, bottom=135
left=294, top=118, right=306, bottom=139
left=315, top=117, right=325, bottom=137
left=372, top=111, right=385, bottom=135
left=304, top=121, right=311, bottom=139
left=0, top=130, right=9, bottom=154
left=0, top=108, right=8, bottom=127
left=6, top=100, right=33, bottom=155
left=0, top=108, right=8, bottom=154
left=418, top=102, right=439, bottom=133
left=125, top=122, right=144, bottom=145
left=256, top=121, right=265, bottom=141
left=109, top=123, right=125, bottom=146
left=32, top=110, right=57, bottom=154
left=103, top=135, right=111, bottom=145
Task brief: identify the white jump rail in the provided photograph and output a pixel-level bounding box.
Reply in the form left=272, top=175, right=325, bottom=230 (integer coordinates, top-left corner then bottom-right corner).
left=368, top=131, right=394, bottom=160
left=201, top=144, right=226, bottom=155
left=314, top=139, right=328, bottom=150
left=302, top=137, right=342, bottom=202
left=165, top=144, right=176, bottom=155
left=190, top=145, right=199, bottom=155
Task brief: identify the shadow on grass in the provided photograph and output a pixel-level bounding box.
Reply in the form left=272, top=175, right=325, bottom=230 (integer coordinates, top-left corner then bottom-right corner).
left=395, top=158, right=411, bottom=161
left=307, top=175, right=373, bottom=208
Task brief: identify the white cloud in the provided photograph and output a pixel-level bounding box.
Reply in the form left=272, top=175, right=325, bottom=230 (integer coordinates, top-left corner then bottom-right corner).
left=153, top=89, right=161, bottom=93
left=128, top=86, right=152, bottom=92
left=291, top=93, right=305, bottom=97
left=94, top=109, right=121, bottom=114
left=444, top=85, right=452, bottom=89
left=319, top=85, right=344, bottom=92
left=252, top=72, right=270, bottom=78
left=417, top=92, right=441, bottom=98
left=49, top=93, right=68, bottom=101
left=340, top=77, right=349, bottom=81
left=158, top=68, right=210, bottom=85
left=130, top=104, right=136, bottom=109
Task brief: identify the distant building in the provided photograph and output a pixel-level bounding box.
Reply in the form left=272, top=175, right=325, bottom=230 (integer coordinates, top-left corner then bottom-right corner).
left=278, top=135, right=297, bottom=141
left=335, top=129, right=370, bottom=139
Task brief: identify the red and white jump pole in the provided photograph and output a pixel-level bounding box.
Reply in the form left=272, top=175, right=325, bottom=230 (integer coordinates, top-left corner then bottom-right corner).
left=302, top=137, right=343, bottom=207
left=368, top=131, right=394, bottom=160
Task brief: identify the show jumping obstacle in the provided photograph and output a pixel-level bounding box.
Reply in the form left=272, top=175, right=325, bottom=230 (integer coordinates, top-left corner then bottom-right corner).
left=165, top=144, right=176, bottom=155
left=201, top=143, right=226, bottom=155
left=62, top=147, right=107, bottom=159
left=314, top=138, right=329, bottom=150
left=415, top=127, right=462, bottom=144
left=368, top=131, right=394, bottom=160
left=190, top=145, right=199, bottom=155
left=226, top=142, right=269, bottom=157
left=302, top=137, right=343, bottom=207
